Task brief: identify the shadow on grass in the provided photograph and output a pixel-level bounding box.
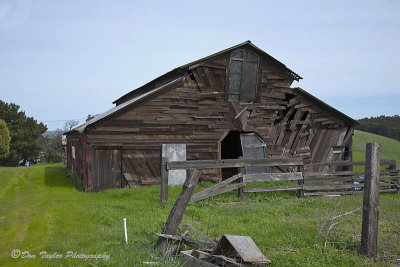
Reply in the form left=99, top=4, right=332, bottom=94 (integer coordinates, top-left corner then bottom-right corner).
left=44, top=166, right=83, bottom=191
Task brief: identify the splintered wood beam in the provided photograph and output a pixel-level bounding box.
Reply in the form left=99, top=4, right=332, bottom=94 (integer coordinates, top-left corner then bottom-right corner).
left=156, top=169, right=200, bottom=252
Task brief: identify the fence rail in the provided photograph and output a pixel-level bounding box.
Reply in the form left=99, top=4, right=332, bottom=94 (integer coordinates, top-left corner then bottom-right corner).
left=167, top=157, right=303, bottom=170
left=160, top=152, right=399, bottom=203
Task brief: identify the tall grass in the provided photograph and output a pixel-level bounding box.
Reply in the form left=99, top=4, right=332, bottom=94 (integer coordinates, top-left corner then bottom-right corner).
left=0, top=164, right=399, bottom=266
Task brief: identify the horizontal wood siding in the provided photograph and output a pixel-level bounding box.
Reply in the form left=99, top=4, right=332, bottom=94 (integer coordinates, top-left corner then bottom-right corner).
left=82, top=51, right=353, bottom=186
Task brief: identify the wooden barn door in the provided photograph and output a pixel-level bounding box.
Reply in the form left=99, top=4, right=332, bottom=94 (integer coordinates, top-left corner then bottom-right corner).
left=122, top=149, right=161, bottom=187
left=240, top=133, right=268, bottom=174
left=93, top=148, right=121, bottom=191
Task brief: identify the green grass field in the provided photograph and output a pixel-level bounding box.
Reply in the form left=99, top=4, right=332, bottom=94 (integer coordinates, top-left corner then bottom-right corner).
left=353, top=130, right=400, bottom=164
left=0, top=131, right=399, bottom=266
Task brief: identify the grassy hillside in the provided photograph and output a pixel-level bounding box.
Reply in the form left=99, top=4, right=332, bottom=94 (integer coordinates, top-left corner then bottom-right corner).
left=0, top=164, right=399, bottom=266
left=353, top=130, right=400, bottom=165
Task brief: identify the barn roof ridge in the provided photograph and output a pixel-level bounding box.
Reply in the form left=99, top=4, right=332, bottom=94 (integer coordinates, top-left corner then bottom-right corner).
left=112, top=41, right=302, bottom=105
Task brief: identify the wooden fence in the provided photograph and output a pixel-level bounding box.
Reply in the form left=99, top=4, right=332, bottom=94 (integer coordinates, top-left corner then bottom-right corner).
left=303, top=159, right=398, bottom=196
left=160, top=155, right=399, bottom=202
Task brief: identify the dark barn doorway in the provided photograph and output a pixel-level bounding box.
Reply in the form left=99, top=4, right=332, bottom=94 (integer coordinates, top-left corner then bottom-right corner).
left=221, top=131, right=268, bottom=180
left=221, top=131, right=243, bottom=180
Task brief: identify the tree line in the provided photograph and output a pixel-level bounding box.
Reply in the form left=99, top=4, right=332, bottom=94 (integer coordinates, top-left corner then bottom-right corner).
left=0, top=100, right=93, bottom=166
left=356, top=115, right=400, bottom=141
left=0, top=100, right=47, bottom=166
left=1, top=98, right=398, bottom=166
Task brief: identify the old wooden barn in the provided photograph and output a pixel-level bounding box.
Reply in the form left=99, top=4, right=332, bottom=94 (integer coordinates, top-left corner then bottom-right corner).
left=65, top=41, right=357, bottom=192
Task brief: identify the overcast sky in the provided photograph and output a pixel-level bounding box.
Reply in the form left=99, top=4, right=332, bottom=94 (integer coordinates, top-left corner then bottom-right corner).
left=1, top=0, right=399, bottom=130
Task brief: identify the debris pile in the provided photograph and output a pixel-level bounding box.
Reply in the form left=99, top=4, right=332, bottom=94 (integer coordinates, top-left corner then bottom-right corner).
left=155, top=169, right=270, bottom=266
left=156, top=225, right=270, bottom=266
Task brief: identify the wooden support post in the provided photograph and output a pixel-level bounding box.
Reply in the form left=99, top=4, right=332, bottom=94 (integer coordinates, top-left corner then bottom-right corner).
left=297, top=164, right=304, bottom=198
left=361, top=143, right=381, bottom=258
left=156, top=169, right=200, bottom=252
left=160, top=157, right=168, bottom=204
left=388, top=160, right=398, bottom=192
left=238, top=167, right=245, bottom=200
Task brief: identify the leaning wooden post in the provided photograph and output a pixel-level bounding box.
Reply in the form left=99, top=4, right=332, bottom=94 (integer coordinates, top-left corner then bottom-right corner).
left=156, top=169, right=200, bottom=252
left=160, top=157, right=169, bottom=204
left=361, top=143, right=381, bottom=258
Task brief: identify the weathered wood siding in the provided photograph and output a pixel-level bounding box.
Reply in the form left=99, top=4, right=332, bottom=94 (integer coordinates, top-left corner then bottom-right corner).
left=66, top=132, right=93, bottom=191
left=92, top=148, right=121, bottom=191
left=81, top=49, right=353, bottom=185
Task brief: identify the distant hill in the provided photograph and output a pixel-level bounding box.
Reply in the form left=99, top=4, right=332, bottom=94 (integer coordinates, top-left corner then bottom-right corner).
left=356, top=115, right=400, bottom=141
left=353, top=130, right=400, bottom=165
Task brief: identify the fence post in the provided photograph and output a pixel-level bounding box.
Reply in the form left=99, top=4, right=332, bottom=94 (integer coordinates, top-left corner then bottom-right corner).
left=160, top=157, right=169, bottom=204
left=156, top=169, right=200, bottom=252
left=388, top=160, right=398, bottom=192
left=297, top=164, right=304, bottom=198
left=361, top=143, right=381, bottom=258
left=238, top=167, right=245, bottom=200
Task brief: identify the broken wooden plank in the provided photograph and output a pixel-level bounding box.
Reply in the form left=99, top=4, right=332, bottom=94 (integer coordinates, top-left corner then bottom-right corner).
left=212, top=235, right=271, bottom=265
left=191, top=183, right=245, bottom=202
left=156, top=169, right=200, bottom=252
left=180, top=250, right=218, bottom=267
left=155, top=233, right=215, bottom=249
left=191, top=174, right=242, bottom=201
left=183, top=224, right=217, bottom=246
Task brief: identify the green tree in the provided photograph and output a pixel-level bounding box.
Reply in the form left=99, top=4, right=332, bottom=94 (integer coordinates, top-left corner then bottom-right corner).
left=38, top=129, right=64, bottom=163
left=0, top=100, right=47, bottom=166
left=0, top=119, right=11, bottom=158
left=356, top=115, right=400, bottom=141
